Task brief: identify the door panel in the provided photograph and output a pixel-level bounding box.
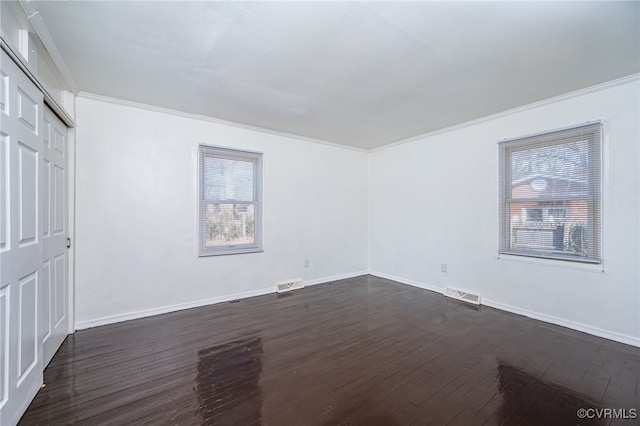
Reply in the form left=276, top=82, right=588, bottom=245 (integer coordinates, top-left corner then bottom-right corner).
left=0, top=48, right=44, bottom=426
left=0, top=134, right=7, bottom=250
left=17, top=142, right=38, bottom=246
left=42, top=159, right=49, bottom=238
left=41, top=260, right=51, bottom=342
left=43, top=115, right=50, bottom=148
left=42, top=107, right=68, bottom=365
left=53, top=254, right=65, bottom=326
left=18, top=273, right=37, bottom=382
left=0, top=287, right=8, bottom=407
left=53, top=165, right=64, bottom=234
left=16, top=88, right=38, bottom=133
left=0, top=71, right=8, bottom=113
left=53, top=127, right=64, bottom=156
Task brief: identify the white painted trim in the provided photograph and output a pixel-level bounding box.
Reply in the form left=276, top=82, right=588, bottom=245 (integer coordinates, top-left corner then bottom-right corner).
left=366, top=157, right=371, bottom=273
left=75, top=286, right=275, bottom=330
left=18, top=0, right=78, bottom=92
left=369, top=271, right=639, bottom=348
left=482, top=298, right=640, bottom=348
left=76, top=92, right=368, bottom=153
left=78, top=75, right=638, bottom=153
left=497, top=119, right=604, bottom=144
left=75, top=271, right=368, bottom=330
left=305, top=271, right=368, bottom=287
left=369, top=271, right=444, bottom=294
left=67, top=122, right=77, bottom=333
left=0, top=41, right=75, bottom=127
left=496, top=253, right=607, bottom=274
left=371, top=73, right=640, bottom=152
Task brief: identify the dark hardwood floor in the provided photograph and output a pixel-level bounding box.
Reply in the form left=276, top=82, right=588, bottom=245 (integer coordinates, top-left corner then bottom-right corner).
left=19, top=275, right=640, bottom=425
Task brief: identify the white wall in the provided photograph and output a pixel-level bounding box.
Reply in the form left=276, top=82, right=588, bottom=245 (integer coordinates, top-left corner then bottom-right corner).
left=74, top=96, right=368, bottom=327
left=369, top=77, right=640, bottom=346
left=75, top=77, right=639, bottom=346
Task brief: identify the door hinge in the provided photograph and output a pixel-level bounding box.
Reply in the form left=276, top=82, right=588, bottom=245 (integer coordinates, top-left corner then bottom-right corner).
left=67, top=238, right=71, bottom=249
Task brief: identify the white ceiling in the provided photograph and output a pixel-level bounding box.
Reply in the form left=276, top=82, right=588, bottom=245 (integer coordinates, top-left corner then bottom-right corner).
left=35, top=1, right=639, bottom=149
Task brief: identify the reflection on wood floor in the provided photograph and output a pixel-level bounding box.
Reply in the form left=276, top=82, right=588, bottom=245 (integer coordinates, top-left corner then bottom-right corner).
left=19, top=275, right=640, bottom=425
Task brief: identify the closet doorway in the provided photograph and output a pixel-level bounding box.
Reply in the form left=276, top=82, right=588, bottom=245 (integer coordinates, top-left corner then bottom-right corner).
left=0, top=49, right=70, bottom=426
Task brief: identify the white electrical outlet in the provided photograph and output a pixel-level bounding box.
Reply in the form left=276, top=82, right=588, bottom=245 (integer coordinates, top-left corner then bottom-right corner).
left=441, top=264, right=447, bottom=273
left=304, top=259, right=309, bottom=268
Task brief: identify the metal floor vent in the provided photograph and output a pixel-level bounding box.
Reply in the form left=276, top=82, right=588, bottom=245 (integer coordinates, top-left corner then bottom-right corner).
left=276, top=278, right=304, bottom=293
left=444, top=287, right=481, bottom=305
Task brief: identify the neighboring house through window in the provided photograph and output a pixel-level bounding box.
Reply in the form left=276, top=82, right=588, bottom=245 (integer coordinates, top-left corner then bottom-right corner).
left=498, top=121, right=602, bottom=263
left=199, top=145, right=263, bottom=256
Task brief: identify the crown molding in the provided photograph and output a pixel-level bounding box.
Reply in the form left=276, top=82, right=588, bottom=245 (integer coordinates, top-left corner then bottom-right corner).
left=79, top=73, right=638, bottom=153
left=77, top=92, right=368, bottom=153
left=372, top=73, right=640, bottom=153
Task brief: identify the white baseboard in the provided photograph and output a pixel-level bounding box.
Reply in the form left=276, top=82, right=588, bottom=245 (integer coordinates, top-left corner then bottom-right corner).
left=77, top=270, right=639, bottom=348
left=75, top=286, right=274, bottom=330
left=305, top=271, right=369, bottom=286
left=75, top=270, right=369, bottom=330
left=482, top=298, right=640, bottom=348
left=369, top=271, right=640, bottom=348
left=369, top=270, right=444, bottom=294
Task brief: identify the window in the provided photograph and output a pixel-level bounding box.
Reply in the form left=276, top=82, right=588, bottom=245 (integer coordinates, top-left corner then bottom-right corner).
left=499, top=122, right=602, bottom=263
left=199, top=145, right=263, bottom=256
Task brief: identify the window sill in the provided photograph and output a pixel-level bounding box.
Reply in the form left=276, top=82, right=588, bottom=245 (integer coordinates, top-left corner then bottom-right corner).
left=199, top=248, right=264, bottom=257
left=497, top=253, right=606, bottom=274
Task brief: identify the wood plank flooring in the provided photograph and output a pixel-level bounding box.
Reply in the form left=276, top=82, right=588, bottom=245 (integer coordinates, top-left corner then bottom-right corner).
left=19, top=275, right=640, bottom=425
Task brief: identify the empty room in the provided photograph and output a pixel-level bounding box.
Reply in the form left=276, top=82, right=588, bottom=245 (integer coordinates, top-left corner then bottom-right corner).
left=1, top=1, right=639, bottom=425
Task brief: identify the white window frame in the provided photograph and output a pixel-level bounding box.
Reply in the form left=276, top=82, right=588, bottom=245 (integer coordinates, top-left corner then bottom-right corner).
left=498, top=121, right=603, bottom=264
left=198, top=145, right=263, bottom=256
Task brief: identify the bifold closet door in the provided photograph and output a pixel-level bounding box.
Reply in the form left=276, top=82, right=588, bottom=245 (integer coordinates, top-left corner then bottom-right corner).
left=41, top=107, right=69, bottom=366
left=0, top=49, right=45, bottom=426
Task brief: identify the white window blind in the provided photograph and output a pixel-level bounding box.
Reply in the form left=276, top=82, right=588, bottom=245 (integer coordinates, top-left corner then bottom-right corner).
left=498, top=121, right=602, bottom=263
left=199, top=145, right=263, bottom=256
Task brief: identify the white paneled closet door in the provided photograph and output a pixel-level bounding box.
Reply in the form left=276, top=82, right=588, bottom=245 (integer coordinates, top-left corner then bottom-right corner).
left=1, top=49, right=70, bottom=425
left=41, top=108, right=68, bottom=366
left=0, top=49, right=45, bottom=426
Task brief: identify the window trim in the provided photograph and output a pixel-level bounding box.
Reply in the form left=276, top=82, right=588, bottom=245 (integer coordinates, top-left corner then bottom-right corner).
left=198, top=144, right=263, bottom=257
left=497, top=121, right=604, bottom=264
